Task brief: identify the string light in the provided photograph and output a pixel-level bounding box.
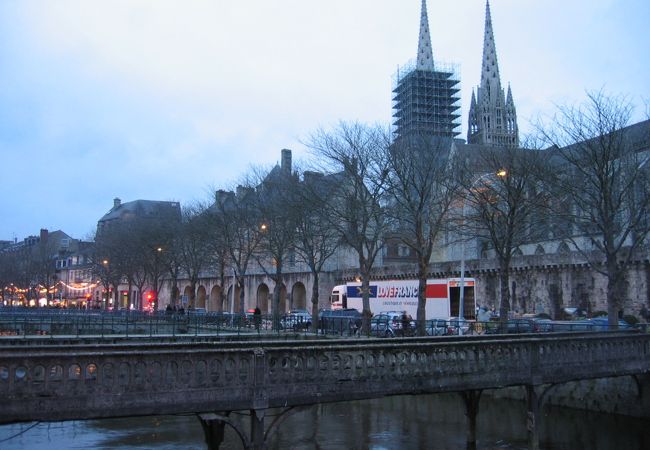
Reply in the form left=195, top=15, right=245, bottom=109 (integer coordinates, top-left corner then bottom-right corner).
left=58, top=281, right=100, bottom=291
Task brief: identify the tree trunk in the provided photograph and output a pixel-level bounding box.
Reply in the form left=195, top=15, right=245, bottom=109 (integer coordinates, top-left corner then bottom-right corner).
left=218, top=267, right=226, bottom=312
left=127, top=281, right=132, bottom=310
left=272, top=276, right=282, bottom=330
left=112, top=287, right=119, bottom=312
left=311, top=272, right=320, bottom=333
left=416, top=258, right=428, bottom=336
left=360, top=268, right=371, bottom=335
left=189, top=281, right=197, bottom=309
left=606, top=258, right=624, bottom=329
left=238, top=276, right=246, bottom=314
left=499, top=258, right=511, bottom=330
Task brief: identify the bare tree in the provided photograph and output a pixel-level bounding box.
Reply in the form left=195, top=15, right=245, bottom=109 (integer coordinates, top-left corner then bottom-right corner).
left=540, top=91, right=650, bottom=326
left=460, top=145, right=549, bottom=328
left=92, top=230, right=124, bottom=309
left=164, top=220, right=184, bottom=308
left=0, top=252, right=17, bottom=304
left=212, top=182, right=264, bottom=314
left=385, top=135, right=462, bottom=334
left=306, top=121, right=391, bottom=333
left=293, top=170, right=341, bottom=332
left=176, top=203, right=216, bottom=309
left=31, top=236, right=60, bottom=305
left=115, top=225, right=147, bottom=310
left=204, top=200, right=231, bottom=312
left=254, top=165, right=300, bottom=327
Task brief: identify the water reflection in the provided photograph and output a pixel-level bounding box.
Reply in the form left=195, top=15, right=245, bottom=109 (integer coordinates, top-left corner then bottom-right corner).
left=0, top=393, right=648, bottom=449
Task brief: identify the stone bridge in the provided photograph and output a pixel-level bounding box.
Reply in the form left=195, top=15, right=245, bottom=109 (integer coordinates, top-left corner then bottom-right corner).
left=1, top=332, right=649, bottom=449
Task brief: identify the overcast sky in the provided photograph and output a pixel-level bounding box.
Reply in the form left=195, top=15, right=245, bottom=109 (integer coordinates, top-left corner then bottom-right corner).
left=0, top=0, right=648, bottom=242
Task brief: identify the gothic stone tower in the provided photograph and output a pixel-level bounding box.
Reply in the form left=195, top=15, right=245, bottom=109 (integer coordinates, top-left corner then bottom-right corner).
left=392, top=0, right=460, bottom=141
left=467, top=1, right=519, bottom=147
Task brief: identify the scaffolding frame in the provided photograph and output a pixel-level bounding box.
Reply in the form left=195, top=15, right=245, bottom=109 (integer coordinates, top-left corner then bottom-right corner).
left=392, top=59, right=461, bottom=140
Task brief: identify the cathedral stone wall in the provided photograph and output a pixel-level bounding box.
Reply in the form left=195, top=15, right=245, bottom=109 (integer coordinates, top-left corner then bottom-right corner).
left=340, top=251, right=650, bottom=321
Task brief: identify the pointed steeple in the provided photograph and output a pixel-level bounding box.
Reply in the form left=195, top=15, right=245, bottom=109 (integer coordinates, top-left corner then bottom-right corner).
left=392, top=0, right=460, bottom=139
left=480, top=0, right=501, bottom=91
left=506, top=84, right=514, bottom=106
left=468, top=89, right=479, bottom=136
left=467, top=0, right=518, bottom=147
left=416, top=0, right=434, bottom=71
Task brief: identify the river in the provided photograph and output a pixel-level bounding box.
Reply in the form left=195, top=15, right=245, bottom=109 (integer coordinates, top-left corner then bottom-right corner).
left=1, top=393, right=648, bottom=449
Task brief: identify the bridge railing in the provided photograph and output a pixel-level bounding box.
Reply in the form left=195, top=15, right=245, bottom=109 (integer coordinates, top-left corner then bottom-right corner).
left=1, top=308, right=647, bottom=339
left=1, top=332, right=649, bottom=425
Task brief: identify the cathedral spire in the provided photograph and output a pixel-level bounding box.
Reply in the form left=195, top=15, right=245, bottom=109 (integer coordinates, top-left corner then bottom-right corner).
left=468, top=0, right=519, bottom=147
left=416, top=0, right=434, bottom=71
left=480, top=0, right=501, bottom=91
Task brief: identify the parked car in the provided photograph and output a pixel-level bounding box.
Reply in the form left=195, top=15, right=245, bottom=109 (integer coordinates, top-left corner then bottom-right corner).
left=281, top=309, right=312, bottom=330
left=320, top=309, right=362, bottom=335
left=543, top=320, right=594, bottom=332
left=370, top=311, right=415, bottom=337
left=505, top=318, right=536, bottom=334
left=446, top=317, right=471, bottom=335
left=589, top=316, right=632, bottom=331
left=424, top=318, right=449, bottom=336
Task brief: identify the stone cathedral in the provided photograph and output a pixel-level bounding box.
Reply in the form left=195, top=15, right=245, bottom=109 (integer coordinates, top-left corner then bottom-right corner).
left=393, top=0, right=519, bottom=147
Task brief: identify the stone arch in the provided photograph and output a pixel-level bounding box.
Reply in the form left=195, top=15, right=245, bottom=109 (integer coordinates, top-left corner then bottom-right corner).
left=196, top=286, right=207, bottom=309
left=535, top=244, right=546, bottom=255
left=279, top=284, right=288, bottom=313
left=227, top=284, right=242, bottom=313
left=171, top=285, right=180, bottom=307
left=291, top=282, right=307, bottom=310
left=257, top=284, right=270, bottom=313
left=210, top=285, right=223, bottom=312
left=557, top=242, right=570, bottom=254
left=182, top=285, right=193, bottom=308
left=513, top=247, right=523, bottom=256
left=226, top=286, right=233, bottom=313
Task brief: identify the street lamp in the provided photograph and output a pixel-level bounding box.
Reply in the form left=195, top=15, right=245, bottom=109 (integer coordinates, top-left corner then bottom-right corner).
left=458, top=170, right=507, bottom=335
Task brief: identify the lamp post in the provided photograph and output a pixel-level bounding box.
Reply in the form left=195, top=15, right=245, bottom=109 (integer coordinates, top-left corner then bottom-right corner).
left=458, top=170, right=507, bottom=335
left=151, top=246, right=163, bottom=312
left=101, top=259, right=114, bottom=310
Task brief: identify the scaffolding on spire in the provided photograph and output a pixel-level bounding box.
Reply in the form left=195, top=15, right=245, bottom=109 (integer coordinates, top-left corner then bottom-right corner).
left=392, top=1, right=461, bottom=141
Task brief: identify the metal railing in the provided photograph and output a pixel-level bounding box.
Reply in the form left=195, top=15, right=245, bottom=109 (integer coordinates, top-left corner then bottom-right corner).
left=0, top=307, right=646, bottom=340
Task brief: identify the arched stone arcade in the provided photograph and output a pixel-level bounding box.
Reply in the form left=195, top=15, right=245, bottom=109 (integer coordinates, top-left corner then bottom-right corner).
left=256, top=284, right=270, bottom=313
left=209, top=285, right=223, bottom=312
left=182, top=286, right=192, bottom=308
left=196, top=286, right=207, bottom=309
left=291, top=282, right=307, bottom=310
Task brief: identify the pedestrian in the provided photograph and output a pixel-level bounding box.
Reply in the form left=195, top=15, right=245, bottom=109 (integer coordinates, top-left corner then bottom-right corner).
left=401, top=311, right=411, bottom=336
left=254, top=306, right=261, bottom=331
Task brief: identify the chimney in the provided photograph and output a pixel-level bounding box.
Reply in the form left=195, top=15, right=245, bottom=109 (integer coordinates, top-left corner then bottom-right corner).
left=215, top=189, right=233, bottom=205
left=281, top=149, right=292, bottom=173
left=236, top=185, right=253, bottom=199
left=40, top=229, right=48, bottom=242
left=113, top=198, right=121, bottom=209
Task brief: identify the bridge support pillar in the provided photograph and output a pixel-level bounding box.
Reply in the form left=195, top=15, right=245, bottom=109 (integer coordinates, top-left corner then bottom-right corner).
left=250, top=408, right=266, bottom=450
left=460, top=389, right=482, bottom=449
left=199, top=413, right=228, bottom=450
left=526, top=385, right=541, bottom=450
left=638, top=374, right=650, bottom=417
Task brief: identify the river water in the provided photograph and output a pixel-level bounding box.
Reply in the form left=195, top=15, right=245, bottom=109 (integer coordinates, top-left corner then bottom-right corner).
left=1, top=393, right=648, bottom=449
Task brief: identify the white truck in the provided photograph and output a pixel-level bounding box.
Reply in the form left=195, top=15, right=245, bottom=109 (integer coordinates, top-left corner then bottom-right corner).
left=330, top=278, right=477, bottom=320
